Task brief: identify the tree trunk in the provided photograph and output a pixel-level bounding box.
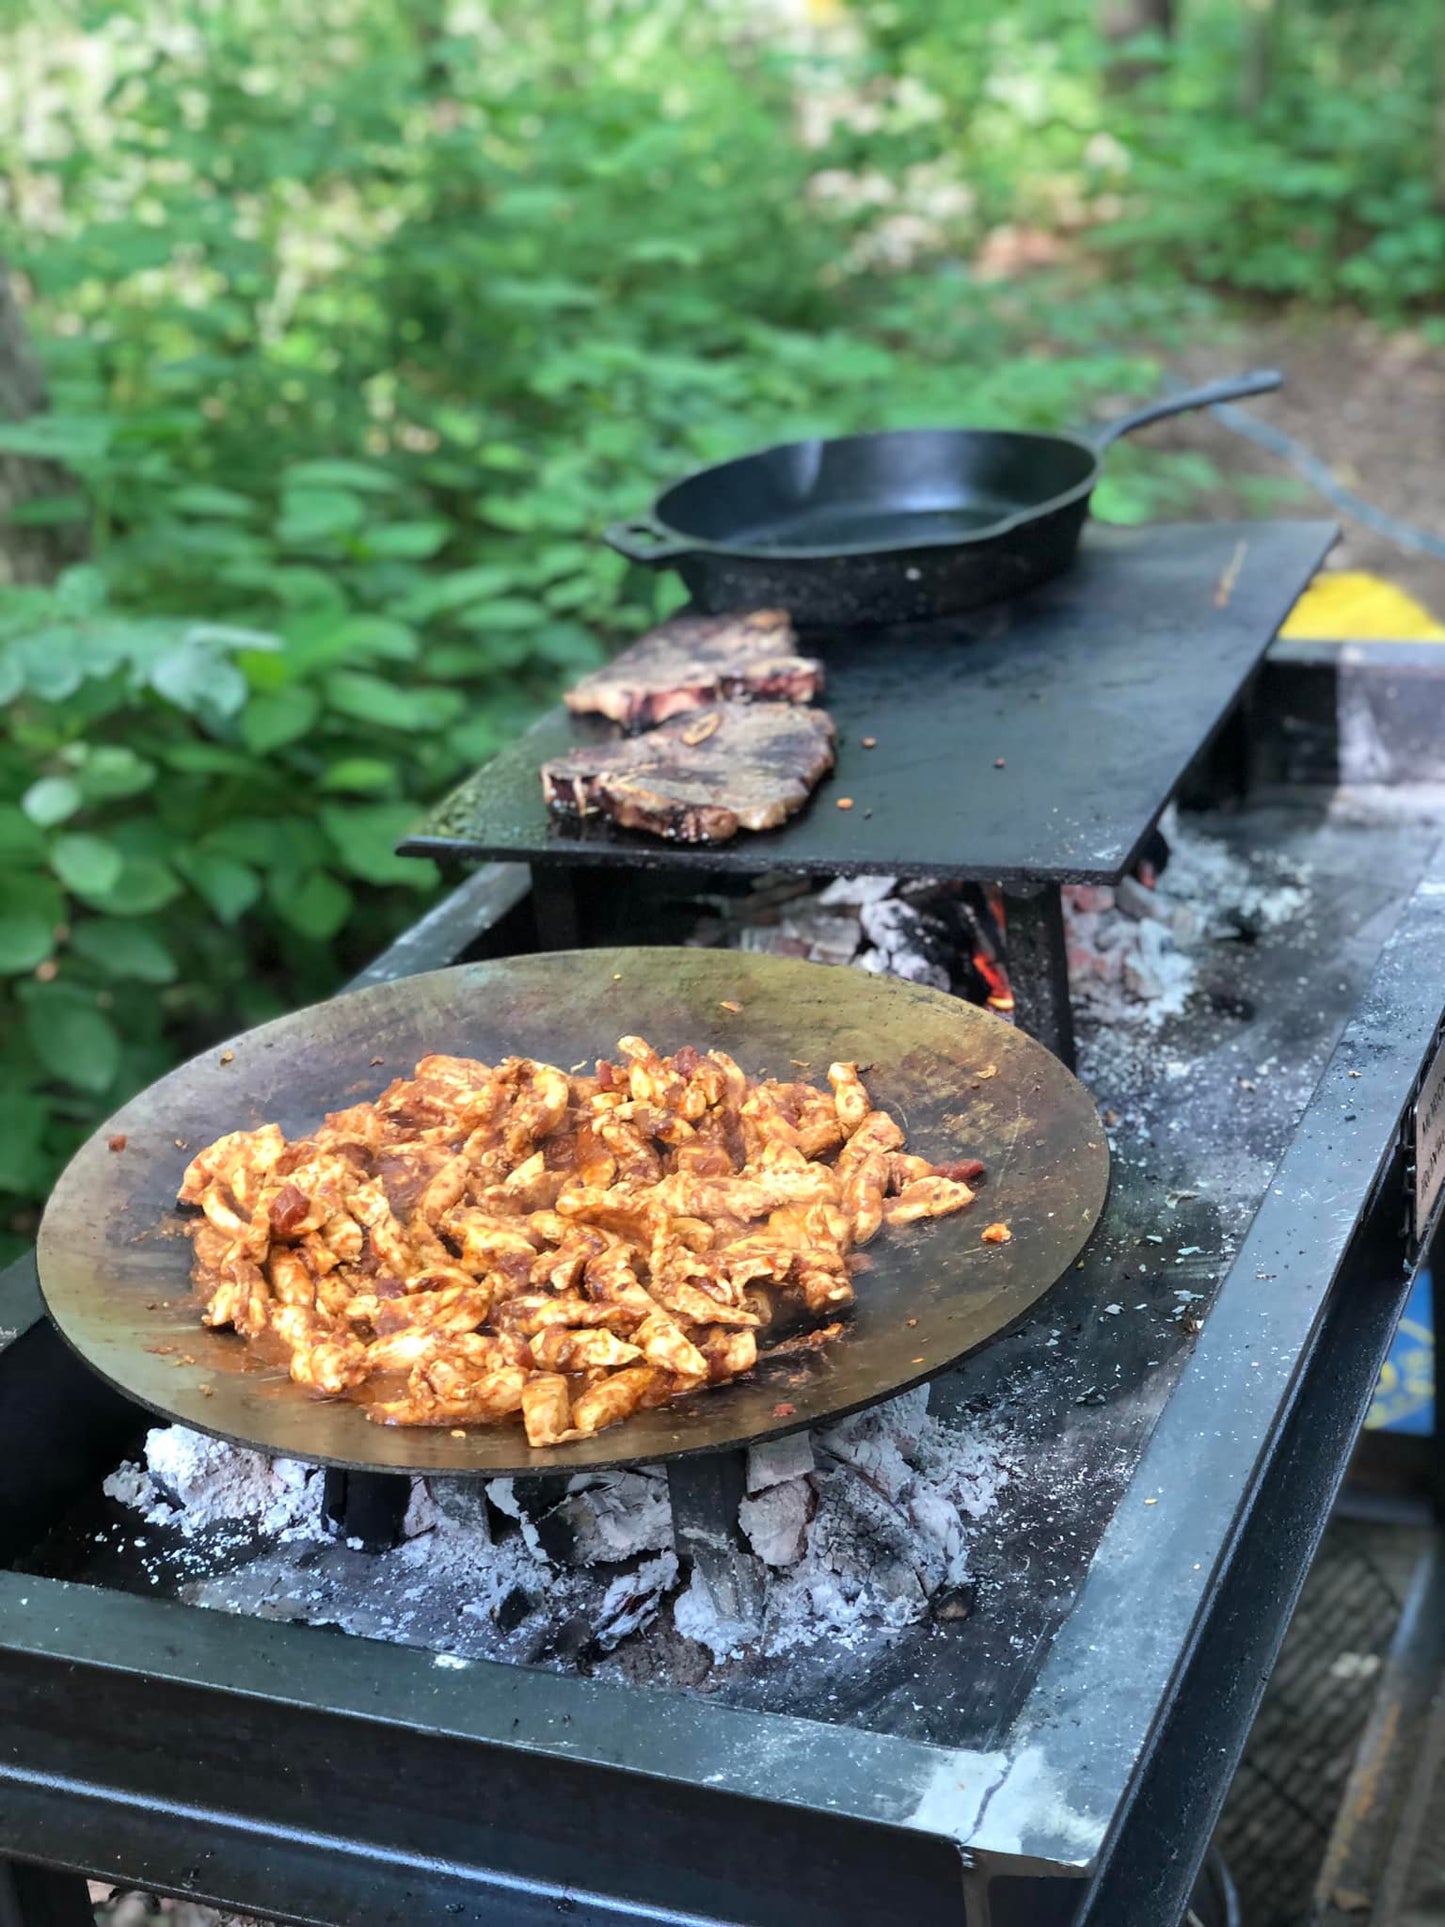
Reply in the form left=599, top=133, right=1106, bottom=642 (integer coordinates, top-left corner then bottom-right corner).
left=1239, top=0, right=1287, bottom=117
left=0, top=261, right=86, bottom=584
left=1099, top=0, right=1175, bottom=90
left=1100, top=0, right=1174, bottom=37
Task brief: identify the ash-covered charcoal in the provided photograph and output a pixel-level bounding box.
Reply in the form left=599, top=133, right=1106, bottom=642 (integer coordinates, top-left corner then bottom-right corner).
left=103, top=1428, right=325, bottom=1544
left=695, top=866, right=997, bottom=1001
left=739, top=1478, right=813, bottom=1567
left=104, top=1399, right=1012, bottom=1682
left=740, top=909, right=860, bottom=966
left=858, top=898, right=954, bottom=990
left=1063, top=805, right=1309, bottom=1029
left=532, top=1471, right=674, bottom=1567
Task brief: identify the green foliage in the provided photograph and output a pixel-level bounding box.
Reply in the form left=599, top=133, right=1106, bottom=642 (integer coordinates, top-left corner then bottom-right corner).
left=846, top=0, right=1445, bottom=315
left=0, top=0, right=1184, bottom=1250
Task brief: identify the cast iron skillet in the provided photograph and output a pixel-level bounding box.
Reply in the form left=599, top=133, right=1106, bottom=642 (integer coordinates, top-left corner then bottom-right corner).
left=604, top=369, right=1282, bottom=627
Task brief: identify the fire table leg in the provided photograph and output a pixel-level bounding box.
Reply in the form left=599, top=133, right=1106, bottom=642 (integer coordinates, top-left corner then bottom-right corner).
left=1001, top=883, right=1076, bottom=1070
left=322, top=1468, right=412, bottom=1552
left=666, top=1450, right=765, bottom=1640
left=0, top=1862, right=95, bottom=1927
left=530, top=864, right=582, bottom=951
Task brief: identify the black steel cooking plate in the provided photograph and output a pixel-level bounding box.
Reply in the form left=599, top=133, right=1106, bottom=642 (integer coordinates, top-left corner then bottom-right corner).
left=36, top=947, right=1108, bottom=1477
left=604, top=369, right=1282, bottom=625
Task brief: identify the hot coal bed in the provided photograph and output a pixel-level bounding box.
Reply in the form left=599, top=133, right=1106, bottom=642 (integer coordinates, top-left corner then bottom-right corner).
left=7, top=520, right=1445, bottom=1927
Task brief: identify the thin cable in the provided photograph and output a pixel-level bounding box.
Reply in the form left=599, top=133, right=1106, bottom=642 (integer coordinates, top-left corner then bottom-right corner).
left=1206, top=400, right=1445, bottom=562
left=1153, top=372, right=1445, bottom=562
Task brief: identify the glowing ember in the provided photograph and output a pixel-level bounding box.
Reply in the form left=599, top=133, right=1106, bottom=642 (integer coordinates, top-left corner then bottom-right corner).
left=974, top=952, right=1015, bottom=1013
left=974, top=885, right=1016, bottom=1012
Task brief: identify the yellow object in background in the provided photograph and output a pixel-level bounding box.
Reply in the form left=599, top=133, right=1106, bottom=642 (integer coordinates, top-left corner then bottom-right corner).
left=1280, top=569, right=1445, bottom=642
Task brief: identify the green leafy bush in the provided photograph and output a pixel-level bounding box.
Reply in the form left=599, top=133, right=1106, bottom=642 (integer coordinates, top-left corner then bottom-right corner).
left=846, top=0, right=1445, bottom=315
left=0, top=0, right=1174, bottom=1251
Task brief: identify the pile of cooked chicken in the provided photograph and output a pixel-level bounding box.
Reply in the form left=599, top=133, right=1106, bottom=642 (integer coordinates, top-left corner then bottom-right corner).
left=177, top=1038, right=983, bottom=1447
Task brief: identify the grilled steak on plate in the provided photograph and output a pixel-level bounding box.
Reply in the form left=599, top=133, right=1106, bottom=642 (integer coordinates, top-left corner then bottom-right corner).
left=542, top=701, right=836, bottom=844
left=563, top=609, right=822, bottom=730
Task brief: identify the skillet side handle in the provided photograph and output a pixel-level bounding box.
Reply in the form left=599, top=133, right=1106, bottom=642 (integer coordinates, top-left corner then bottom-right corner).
left=603, top=517, right=695, bottom=566
left=1089, top=369, right=1283, bottom=449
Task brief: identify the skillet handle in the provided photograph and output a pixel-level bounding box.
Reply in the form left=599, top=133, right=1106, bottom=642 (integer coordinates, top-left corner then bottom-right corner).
left=1089, top=369, right=1283, bottom=449
left=603, top=517, right=695, bottom=566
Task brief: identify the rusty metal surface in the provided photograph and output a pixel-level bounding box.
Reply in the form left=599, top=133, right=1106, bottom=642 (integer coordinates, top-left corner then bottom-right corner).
left=36, top=947, right=1107, bottom=1478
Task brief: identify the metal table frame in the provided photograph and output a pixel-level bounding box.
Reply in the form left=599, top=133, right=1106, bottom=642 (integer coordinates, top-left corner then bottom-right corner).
left=4, top=834, right=1445, bottom=1925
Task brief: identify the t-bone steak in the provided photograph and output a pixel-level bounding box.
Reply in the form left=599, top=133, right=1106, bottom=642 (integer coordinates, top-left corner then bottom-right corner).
left=563, top=608, right=822, bottom=730
left=541, top=702, right=836, bottom=844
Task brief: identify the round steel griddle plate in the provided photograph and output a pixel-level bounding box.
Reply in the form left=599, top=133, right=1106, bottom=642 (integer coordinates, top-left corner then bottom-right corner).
left=37, top=947, right=1109, bottom=1475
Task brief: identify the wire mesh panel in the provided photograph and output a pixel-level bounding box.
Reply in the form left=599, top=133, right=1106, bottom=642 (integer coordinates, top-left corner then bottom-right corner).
left=1216, top=1520, right=1427, bottom=1926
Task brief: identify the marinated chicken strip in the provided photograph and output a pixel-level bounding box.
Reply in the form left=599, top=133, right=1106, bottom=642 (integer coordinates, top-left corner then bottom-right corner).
left=835, top=1108, right=905, bottom=1178
left=445, top=1206, right=541, bottom=1269
left=178, top=1123, right=286, bottom=1207
left=181, top=1035, right=985, bottom=1443
left=498, top=1293, right=631, bottom=1335
left=201, top=1254, right=271, bottom=1337
left=270, top=1306, right=371, bottom=1394
left=368, top=1280, right=494, bottom=1336
left=616, top=1035, right=686, bottom=1111
left=570, top=1365, right=668, bottom=1437
left=373, top=1362, right=530, bottom=1427
left=631, top=1309, right=708, bottom=1382
left=367, top=1328, right=521, bottom=1375
left=828, top=1062, right=872, bottom=1136
left=596, top=1115, right=663, bottom=1185
left=797, top=1266, right=855, bottom=1313
left=698, top=1327, right=758, bottom=1383
left=317, top=1100, right=385, bottom=1156
left=410, top=1054, right=503, bottom=1132
left=650, top=1274, right=761, bottom=1328
left=883, top=1173, right=977, bottom=1226
left=267, top=1247, right=316, bottom=1309
left=841, top=1151, right=891, bottom=1247
left=529, top=1327, right=642, bottom=1372
left=521, top=1374, right=576, bottom=1447
left=501, top=1060, right=570, bottom=1159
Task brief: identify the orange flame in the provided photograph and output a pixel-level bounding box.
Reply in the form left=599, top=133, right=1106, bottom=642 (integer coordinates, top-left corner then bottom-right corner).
left=973, top=952, right=1015, bottom=1012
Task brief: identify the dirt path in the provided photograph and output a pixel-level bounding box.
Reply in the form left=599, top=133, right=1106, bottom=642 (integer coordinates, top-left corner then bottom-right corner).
left=1135, top=313, right=1445, bottom=618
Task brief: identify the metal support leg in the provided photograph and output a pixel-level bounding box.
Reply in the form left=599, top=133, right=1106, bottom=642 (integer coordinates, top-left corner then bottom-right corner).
left=1001, top=884, right=1076, bottom=1070
left=0, top=1863, right=94, bottom=1927
left=530, top=863, right=581, bottom=951
left=666, top=1450, right=764, bottom=1639
left=322, top=1468, right=412, bottom=1552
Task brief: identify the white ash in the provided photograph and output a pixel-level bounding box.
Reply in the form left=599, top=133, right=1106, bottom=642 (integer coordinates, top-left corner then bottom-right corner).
left=699, top=870, right=979, bottom=997
left=104, top=1428, right=326, bottom=1543
left=1063, top=806, right=1309, bottom=1029
left=546, top=1471, right=674, bottom=1564
left=746, top=1431, right=816, bottom=1492
left=682, top=1389, right=1013, bottom=1663
left=106, top=1396, right=1009, bottom=1678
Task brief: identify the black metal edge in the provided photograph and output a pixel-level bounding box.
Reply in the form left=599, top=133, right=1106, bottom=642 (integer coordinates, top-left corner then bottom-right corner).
left=5, top=858, right=1440, bottom=1894
left=0, top=1253, right=143, bottom=1567
left=1071, top=1136, right=1430, bottom=1925
left=344, top=860, right=531, bottom=990
left=1267, top=639, right=1445, bottom=667
left=0, top=1574, right=972, bottom=1927
left=394, top=829, right=1147, bottom=889
left=1308, top=1535, right=1445, bottom=1922
left=954, top=841, right=1445, bottom=1872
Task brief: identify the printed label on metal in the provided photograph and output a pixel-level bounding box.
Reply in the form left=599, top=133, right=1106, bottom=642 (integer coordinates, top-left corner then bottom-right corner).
left=1415, top=1029, right=1445, bottom=1241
